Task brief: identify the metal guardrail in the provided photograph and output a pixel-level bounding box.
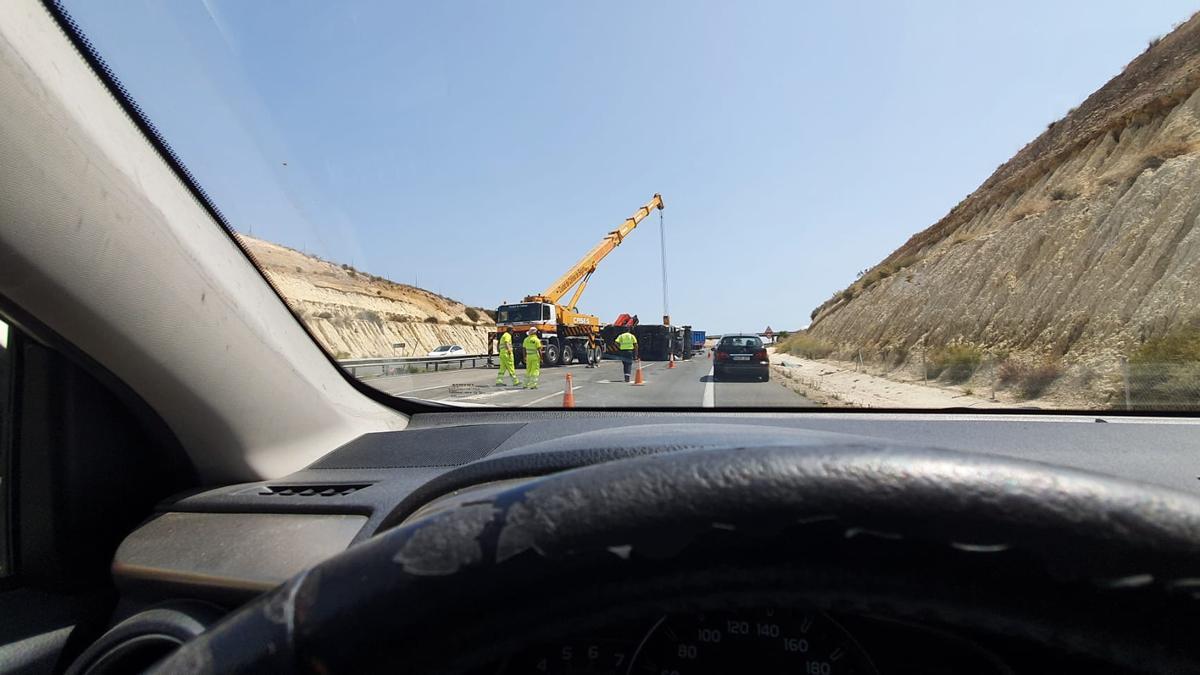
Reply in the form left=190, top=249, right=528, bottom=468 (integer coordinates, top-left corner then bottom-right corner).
left=340, top=354, right=493, bottom=378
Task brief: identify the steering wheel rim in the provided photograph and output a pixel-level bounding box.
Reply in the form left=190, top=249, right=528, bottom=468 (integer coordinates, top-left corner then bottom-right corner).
left=152, top=441, right=1200, bottom=673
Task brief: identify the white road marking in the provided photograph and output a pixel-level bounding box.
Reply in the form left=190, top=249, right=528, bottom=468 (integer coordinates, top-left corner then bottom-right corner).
left=521, top=385, right=583, bottom=407
left=702, top=366, right=715, bottom=408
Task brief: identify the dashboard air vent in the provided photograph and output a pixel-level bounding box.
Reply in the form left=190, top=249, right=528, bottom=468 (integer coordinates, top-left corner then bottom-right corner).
left=260, top=483, right=370, bottom=497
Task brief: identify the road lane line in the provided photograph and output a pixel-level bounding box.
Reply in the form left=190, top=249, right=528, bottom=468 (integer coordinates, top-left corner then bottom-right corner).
left=703, top=366, right=715, bottom=408
left=521, top=385, right=583, bottom=408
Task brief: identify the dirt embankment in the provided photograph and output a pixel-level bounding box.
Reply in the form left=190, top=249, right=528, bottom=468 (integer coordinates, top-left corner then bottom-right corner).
left=804, top=12, right=1200, bottom=407
left=240, top=235, right=492, bottom=359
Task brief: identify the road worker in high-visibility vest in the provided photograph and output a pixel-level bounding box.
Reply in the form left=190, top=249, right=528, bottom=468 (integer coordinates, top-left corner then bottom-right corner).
left=522, top=328, right=543, bottom=389
left=615, top=328, right=638, bottom=383
left=495, top=330, right=521, bottom=387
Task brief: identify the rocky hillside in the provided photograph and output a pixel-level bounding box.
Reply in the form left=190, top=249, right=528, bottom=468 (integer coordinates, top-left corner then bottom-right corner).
left=240, top=235, right=492, bottom=359
left=806, top=13, right=1200, bottom=402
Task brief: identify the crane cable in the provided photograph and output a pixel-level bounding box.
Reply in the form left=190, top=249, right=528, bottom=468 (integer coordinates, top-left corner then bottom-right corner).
left=659, top=208, right=670, bottom=325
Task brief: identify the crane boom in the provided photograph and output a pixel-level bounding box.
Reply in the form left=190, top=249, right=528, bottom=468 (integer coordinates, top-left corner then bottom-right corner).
left=528, top=194, right=664, bottom=309
left=494, top=194, right=663, bottom=368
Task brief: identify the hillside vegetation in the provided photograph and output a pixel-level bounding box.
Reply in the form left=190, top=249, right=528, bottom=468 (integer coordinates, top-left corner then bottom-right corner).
left=803, top=13, right=1200, bottom=407
left=240, top=235, right=492, bottom=359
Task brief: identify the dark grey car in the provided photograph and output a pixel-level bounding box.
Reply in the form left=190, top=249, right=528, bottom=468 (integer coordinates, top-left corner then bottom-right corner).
left=713, top=334, right=770, bottom=381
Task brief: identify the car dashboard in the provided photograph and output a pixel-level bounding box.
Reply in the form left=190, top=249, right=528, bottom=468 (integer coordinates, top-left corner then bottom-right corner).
left=86, top=411, right=1200, bottom=673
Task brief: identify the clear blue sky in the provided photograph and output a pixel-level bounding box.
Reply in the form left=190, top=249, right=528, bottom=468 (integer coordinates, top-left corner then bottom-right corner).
left=63, top=1, right=1197, bottom=334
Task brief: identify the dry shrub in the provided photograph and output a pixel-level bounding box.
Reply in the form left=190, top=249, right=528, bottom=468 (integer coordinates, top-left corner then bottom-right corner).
left=1006, top=198, right=1052, bottom=224
left=860, top=266, right=892, bottom=289
left=997, top=359, right=1023, bottom=386
left=947, top=231, right=976, bottom=247
left=1128, top=319, right=1200, bottom=410
left=1019, top=361, right=1062, bottom=398
left=885, top=345, right=909, bottom=368
left=1147, top=138, right=1200, bottom=160
left=1049, top=185, right=1080, bottom=201
left=1135, top=139, right=1200, bottom=175
left=1100, top=139, right=1200, bottom=186
left=928, top=345, right=982, bottom=383
left=997, top=358, right=1064, bottom=399
left=776, top=334, right=835, bottom=359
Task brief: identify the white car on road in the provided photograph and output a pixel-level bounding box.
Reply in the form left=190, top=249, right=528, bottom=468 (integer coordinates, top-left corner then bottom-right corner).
left=427, top=345, right=465, bottom=358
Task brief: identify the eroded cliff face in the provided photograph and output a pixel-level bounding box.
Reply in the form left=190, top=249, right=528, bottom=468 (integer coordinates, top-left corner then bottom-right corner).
left=241, top=235, right=492, bottom=358
left=808, top=14, right=1200, bottom=384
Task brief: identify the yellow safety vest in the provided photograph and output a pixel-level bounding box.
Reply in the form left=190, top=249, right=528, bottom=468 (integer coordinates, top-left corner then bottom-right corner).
left=616, top=332, right=637, bottom=351
left=499, top=331, right=512, bottom=351
left=523, top=335, right=542, bottom=352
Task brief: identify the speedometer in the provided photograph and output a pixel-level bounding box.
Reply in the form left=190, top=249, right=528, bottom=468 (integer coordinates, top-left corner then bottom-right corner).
left=628, top=608, right=876, bottom=675
left=500, top=636, right=638, bottom=674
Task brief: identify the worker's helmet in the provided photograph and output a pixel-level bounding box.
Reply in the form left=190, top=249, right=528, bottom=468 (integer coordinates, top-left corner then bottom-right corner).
left=527, top=328, right=537, bottom=335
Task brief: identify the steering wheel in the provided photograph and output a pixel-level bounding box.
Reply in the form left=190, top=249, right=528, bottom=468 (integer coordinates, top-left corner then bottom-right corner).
left=151, top=430, right=1200, bottom=673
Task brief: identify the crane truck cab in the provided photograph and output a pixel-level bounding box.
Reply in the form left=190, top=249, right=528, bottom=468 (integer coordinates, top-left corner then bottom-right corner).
left=495, top=301, right=601, bottom=367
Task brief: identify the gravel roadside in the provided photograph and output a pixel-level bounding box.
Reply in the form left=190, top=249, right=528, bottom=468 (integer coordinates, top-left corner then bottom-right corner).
left=768, top=348, right=1011, bottom=409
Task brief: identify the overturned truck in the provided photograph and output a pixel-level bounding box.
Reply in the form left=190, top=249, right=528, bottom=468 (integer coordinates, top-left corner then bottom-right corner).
left=599, top=324, right=694, bottom=361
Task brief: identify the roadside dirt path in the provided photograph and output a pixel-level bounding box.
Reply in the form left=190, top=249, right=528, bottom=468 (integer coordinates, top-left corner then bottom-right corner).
left=769, top=348, right=1010, bottom=409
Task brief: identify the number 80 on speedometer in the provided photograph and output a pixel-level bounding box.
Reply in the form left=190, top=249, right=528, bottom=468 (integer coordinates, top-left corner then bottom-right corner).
left=629, top=609, right=876, bottom=675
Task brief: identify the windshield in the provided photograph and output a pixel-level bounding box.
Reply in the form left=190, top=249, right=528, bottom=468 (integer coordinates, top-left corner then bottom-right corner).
left=497, top=304, right=543, bottom=325
left=59, top=1, right=1200, bottom=410
left=720, top=337, right=764, bottom=352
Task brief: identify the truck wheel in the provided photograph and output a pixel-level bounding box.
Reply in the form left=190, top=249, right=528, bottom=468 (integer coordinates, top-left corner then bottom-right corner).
left=560, top=343, right=575, bottom=365
left=543, top=342, right=560, bottom=367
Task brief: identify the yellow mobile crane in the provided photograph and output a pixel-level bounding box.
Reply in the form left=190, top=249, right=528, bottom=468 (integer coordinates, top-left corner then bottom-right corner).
left=496, top=194, right=664, bottom=366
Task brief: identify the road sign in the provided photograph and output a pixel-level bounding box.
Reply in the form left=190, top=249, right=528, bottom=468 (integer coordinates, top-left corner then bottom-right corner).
left=393, top=342, right=406, bottom=349
left=764, top=326, right=774, bottom=338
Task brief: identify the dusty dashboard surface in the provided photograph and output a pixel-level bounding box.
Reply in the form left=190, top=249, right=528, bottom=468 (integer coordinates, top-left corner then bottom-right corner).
left=113, top=412, right=1200, bottom=600
left=107, top=411, right=1200, bottom=673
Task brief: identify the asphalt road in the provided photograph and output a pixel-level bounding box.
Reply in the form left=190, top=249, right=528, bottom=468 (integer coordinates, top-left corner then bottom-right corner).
left=363, top=354, right=816, bottom=408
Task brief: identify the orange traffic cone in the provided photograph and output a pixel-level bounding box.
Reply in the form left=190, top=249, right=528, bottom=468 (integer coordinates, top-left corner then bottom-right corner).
left=562, top=373, right=575, bottom=408
left=667, top=353, right=676, bottom=369
left=633, top=360, right=645, bottom=385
